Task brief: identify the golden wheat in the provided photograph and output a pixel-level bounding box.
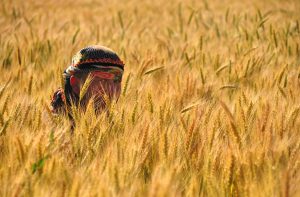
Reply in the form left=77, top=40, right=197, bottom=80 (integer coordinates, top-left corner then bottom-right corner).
left=0, top=0, right=300, bottom=196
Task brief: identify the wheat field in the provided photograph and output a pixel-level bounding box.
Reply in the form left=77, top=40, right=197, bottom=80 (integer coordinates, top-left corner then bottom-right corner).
left=0, top=0, right=300, bottom=196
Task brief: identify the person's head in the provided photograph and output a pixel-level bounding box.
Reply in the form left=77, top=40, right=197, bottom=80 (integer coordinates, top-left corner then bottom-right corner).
left=51, top=45, right=124, bottom=114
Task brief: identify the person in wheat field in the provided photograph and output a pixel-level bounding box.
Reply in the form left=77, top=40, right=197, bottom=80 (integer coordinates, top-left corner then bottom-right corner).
left=51, top=45, right=124, bottom=119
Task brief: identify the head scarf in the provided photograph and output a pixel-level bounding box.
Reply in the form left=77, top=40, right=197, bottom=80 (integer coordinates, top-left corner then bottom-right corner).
left=51, top=45, right=124, bottom=114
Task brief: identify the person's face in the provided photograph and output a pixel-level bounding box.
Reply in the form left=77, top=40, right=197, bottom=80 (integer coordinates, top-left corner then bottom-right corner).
left=69, top=72, right=121, bottom=108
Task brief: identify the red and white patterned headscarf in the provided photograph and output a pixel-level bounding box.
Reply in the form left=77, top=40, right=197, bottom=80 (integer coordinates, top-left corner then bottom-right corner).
left=51, top=45, right=124, bottom=114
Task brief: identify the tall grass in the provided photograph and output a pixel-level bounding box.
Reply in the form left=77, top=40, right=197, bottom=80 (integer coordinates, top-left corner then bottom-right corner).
left=0, top=0, right=300, bottom=196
